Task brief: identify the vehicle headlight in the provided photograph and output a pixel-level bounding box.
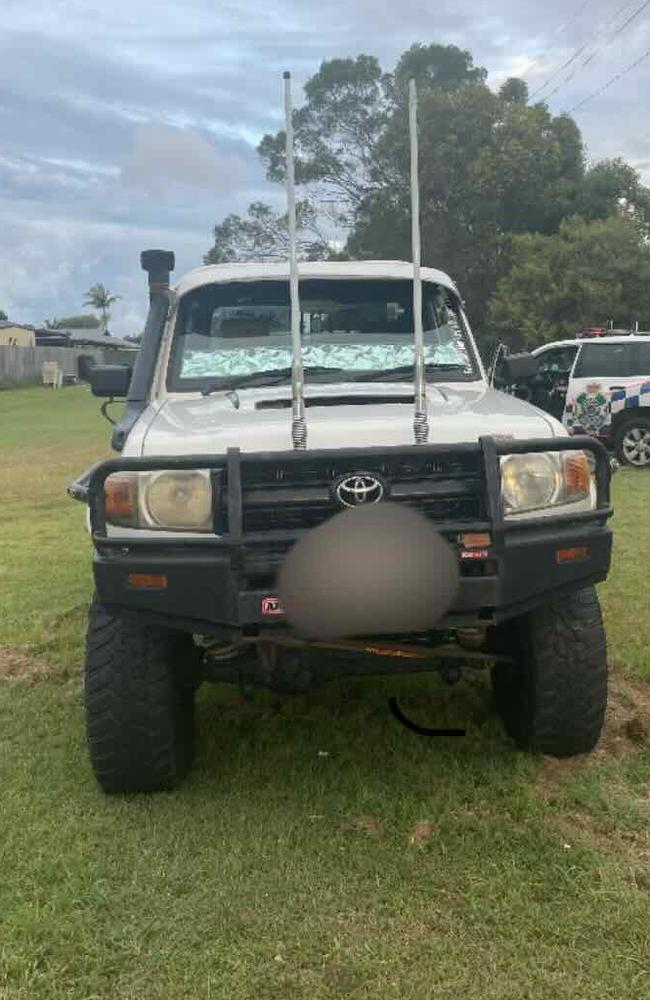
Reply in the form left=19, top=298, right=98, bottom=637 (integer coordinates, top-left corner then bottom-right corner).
left=500, top=451, right=594, bottom=517
left=104, top=469, right=213, bottom=531
left=144, top=471, right=212, bottom=530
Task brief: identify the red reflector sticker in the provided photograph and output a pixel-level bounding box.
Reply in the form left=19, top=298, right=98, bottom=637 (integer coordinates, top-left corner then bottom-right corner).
left=460, top=549, right=490, bottom=561
left=261, top=596, right=284, bottom=616
left=556, top=546, right=589, bottom=564
left=127, top=573, right=168, bottom=590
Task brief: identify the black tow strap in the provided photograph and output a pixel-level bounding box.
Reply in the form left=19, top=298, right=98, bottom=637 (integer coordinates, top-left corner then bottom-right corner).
left=388, top=698, right=466, bottom=737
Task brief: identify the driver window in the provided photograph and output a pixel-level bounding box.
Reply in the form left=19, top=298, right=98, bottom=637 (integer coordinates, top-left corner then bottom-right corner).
left=537, top=347, right=578, bottom=374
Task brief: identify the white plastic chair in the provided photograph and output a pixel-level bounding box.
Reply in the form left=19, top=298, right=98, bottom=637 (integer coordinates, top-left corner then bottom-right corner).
left=42, top=361, right=63, bottom=389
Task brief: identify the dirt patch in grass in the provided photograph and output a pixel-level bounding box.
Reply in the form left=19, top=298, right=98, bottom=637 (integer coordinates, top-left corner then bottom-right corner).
left=536, top=672, right=650, bottom=802
left=555, top=805, right=650, bottom=889
left=341, top=814, right=384, bottom=838
left=0, top=645, right=56, bottom=684
left=536, top=670, right=650, bottom=882
left=408, top=819, right=436, bottom=845
left=596, top=668, right=650, bottom=757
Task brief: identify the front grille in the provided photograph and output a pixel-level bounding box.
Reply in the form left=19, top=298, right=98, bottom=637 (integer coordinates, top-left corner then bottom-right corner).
left=244, top=502, right=333, bottom=533
left=236, top=450, right=487, bottom=535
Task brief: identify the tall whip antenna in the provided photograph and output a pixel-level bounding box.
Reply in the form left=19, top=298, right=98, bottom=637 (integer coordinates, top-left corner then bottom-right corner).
left=283, top=71, right=307, bottom=450
left=409, top=78, right=429, bottom=444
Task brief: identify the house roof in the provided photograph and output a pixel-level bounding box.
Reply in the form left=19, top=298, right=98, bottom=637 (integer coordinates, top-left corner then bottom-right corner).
left=0, top=321, right=35, bottom=331
left=34, top=328, right=134, bottom=348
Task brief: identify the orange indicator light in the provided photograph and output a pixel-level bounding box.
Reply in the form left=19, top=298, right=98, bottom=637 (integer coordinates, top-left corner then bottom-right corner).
left=127, top=573, right=168, bottom=590
left=460, top=532, right=492, bottom=549
left=556, top=547, right=589, bottom=564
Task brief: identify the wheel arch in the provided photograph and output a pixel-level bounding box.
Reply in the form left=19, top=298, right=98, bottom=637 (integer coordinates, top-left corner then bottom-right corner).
left=610, top=406, right=648, bottom=433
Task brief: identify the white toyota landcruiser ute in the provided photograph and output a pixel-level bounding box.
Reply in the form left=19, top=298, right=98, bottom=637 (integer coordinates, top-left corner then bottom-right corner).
left=71, top=252, right=613, bottom=793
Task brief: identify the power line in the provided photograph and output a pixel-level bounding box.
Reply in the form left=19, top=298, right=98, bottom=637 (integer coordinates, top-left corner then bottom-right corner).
left=542, top=0, right=650, bottom=101
left=523, top=0, right=597, bottom=81
left=610, top=0, right=650, bottom=38
left=564, top=0, right=601, bottom=30
left=530, top=0, right=638, bottom=99
left=568, top=41, right=650, bottom=110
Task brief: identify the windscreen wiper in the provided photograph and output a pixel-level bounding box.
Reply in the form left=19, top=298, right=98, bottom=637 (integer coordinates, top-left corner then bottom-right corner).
left=199, top=366, right=345, bottom=396
left=349, top=363, right=467, bottom=383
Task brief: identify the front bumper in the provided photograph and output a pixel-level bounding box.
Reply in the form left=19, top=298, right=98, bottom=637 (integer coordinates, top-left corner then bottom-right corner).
left=79, top=436, right=613, bottom=636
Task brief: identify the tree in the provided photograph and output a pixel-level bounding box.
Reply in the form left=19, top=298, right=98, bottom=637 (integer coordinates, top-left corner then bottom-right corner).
left=204, top=200, right=330, bottom=263
left=578, top=159, right=650, bottom=229
left=392, top=42, right=487, bottom=95
left=0, top=309, right=7, bottom=322
left=487, top=215, right=650, bottom=347
left=82, top=284, right=120, bottom=335
left=257, top=45, right=488, bottom=226
left=206, top=43, right=650, bottom=339
left=499, top=78, right=528, bottom=104
left=258, top=55, right=389, bottom=227
left=212, top=46, right=497, bottom=285
left=347, top=82, right=585, bottom=327
left=44, top=314, right=100, bottom=330
left=218, top=49, right=592, bottom=328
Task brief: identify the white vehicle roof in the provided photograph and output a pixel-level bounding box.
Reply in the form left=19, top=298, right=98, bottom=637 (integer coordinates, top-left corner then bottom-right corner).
left=174, top=260, right=460, bottom=298
left=533, top=335, right=650, bottom=353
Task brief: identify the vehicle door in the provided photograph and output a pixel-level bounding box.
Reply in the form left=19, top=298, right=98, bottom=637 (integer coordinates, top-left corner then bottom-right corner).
left=565, top=342, right=634, bottom=438
left=608, top=340, right=650, bottom=425
left=531, top=344, right=580, bottom=421
left=490, top=345, right=538, bottom=402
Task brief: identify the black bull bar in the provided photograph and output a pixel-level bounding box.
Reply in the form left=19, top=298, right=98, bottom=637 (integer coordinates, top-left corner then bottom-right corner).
left=69, top=436, right=613, bottom=634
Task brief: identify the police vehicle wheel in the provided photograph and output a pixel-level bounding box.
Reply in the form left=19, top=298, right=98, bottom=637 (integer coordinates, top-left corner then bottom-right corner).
left=491, top=586, right=607, bottom=757
left=84, top=600, right=200, bottom=793
left=614, top=417, right=650, bottom=467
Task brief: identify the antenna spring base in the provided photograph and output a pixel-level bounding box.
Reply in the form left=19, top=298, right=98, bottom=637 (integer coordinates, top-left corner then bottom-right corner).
left=414, top=409, right=429, bottom=444
left=292, top=417, right=307, bottom=450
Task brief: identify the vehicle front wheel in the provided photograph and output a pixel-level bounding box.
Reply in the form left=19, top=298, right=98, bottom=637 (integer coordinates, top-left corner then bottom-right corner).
left=613, top=416, right=650, bottom=467
left=84, top=601, right=201, bottom=793
left=491, top=586, right=607, bottom=757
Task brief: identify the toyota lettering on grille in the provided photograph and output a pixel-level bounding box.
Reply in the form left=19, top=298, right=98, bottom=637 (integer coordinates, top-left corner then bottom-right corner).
left=333, top=473, right=386, bottom=509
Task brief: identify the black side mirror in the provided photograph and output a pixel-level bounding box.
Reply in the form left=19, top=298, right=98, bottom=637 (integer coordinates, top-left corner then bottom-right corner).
left=77, top=354, right=96, bottom=382
left=503, top=352, right=538, bottom=381
left=89, top=364, right=132, bottom=398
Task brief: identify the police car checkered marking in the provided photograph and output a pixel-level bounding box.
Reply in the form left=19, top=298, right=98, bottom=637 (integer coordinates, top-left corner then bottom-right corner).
left=566, top=378, right=650, bottom=435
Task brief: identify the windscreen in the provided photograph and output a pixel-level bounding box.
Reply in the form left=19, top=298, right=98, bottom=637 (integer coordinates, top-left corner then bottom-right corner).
left=168, top=278, right=478, bottom=389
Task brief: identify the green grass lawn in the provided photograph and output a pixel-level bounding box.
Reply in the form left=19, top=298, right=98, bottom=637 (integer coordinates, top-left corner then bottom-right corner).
left=1, top=385, right=649, bottom=1000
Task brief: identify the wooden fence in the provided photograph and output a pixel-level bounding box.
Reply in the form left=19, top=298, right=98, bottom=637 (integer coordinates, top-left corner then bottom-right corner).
left=0, top=345, right=137, bottom=384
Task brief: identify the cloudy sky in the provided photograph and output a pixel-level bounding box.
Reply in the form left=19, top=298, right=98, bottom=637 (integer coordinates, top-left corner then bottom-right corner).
left=2, top=0, right=649, bottom=335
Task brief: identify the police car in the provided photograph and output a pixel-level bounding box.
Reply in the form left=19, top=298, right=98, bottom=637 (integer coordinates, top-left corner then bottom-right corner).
left=529, top=335, right=650, bottom=467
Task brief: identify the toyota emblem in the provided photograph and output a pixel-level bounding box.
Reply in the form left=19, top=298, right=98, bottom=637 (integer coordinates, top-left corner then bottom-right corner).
left=333, top=473, right=385, bottom=508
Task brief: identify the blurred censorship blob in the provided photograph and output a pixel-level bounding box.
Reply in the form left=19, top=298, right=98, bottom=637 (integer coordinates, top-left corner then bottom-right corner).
left=277, top=504, right=459, bottom=640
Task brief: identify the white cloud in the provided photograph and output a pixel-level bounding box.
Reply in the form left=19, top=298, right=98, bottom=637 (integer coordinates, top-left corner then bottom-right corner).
left=121, top=123, right=249, bottom=193
left=0, top=210, right=210, bottom=335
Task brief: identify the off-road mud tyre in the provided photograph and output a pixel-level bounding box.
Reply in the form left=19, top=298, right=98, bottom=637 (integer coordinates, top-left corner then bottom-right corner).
left=84, top=601, right=201, bottom=793
left=491, top=586, right=607, bottom=757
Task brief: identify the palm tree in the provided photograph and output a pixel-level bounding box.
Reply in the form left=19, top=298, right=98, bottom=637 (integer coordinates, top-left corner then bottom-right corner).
left=82, top=283, right=120, bottom=336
